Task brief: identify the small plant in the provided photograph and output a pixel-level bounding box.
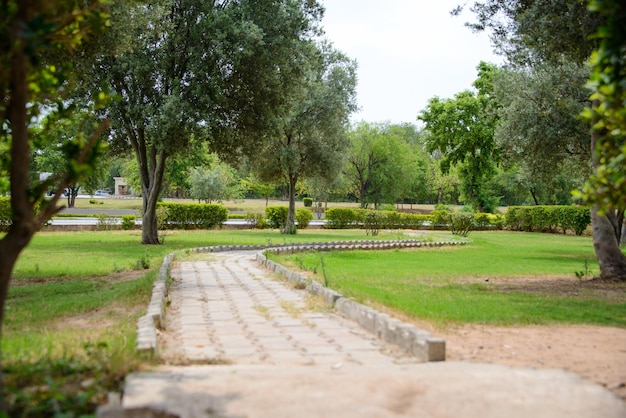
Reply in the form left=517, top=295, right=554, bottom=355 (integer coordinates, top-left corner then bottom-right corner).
left=575, top=259, right=591, bottom=281
left=133, top=255, right=150, bottom=270
left=121, top=215, right=136, bottom=230
left=245, top=212, right=267, bottom=229
left=95, top=213, right=116, bottom=231
left=319, top=255, right=329, bottom=287
left=364, top=211, right=385, bottom=236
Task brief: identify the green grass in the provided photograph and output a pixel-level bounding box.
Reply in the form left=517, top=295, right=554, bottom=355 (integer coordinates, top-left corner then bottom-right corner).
left=270, top=231, right=626, bottom=328
left=11, top=229, right=420, bottom=280
left=3, top=227, right=624, bottom=414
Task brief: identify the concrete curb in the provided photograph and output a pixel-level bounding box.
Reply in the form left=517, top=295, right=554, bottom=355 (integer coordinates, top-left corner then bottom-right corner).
left=254, top=240, right=461, bottom=362
left=136, top=253, right=174, bottom=354
left=137, top=239, right=465, bottom=358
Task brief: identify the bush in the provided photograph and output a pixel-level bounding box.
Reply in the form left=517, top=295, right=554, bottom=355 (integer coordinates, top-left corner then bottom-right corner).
left=430, top=210, right=451, bottom=229
left=265, top=206, right=289, bottom=230
left=295, top=208, right=313, bottom=229
left=449, top=212, right=475, bottom=237
left=157, top=202, right=228, bottom=229
left=303, top=197, right=313, bottom=207
left=504, top=206, right=591, bottom=235
left=120, top=215, right=136, bottom=230
left=324, top=208, right=359, bottom=229
left=245, top=212, right=267, bottom=229
left=95, top=213, right=116, bottom=231
left=364, top=211, right=385, bottom=236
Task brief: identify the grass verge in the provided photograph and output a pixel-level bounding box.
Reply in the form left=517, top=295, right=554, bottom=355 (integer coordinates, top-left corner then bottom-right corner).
left=269, top=231, right=626, bottom=328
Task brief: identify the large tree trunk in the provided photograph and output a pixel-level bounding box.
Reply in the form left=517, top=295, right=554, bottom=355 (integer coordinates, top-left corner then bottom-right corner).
left=589, top=114, right=626, bottom=280
left=592, top=206, right=626, bottom=279
left=140, top=148, right=167, bottom=245
left=283, top=175, right=297, bottom=235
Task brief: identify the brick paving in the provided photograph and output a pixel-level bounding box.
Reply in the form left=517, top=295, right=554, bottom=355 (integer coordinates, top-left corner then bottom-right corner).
left=163, top=250, right=414, bottom=368
left=105, top=250, right=626, bottom=418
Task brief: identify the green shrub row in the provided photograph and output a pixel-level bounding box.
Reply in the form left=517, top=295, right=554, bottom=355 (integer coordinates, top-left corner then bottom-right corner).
left=157, top=202, right=228, bottom=229
left=324, top=208, right=506, bottom=233
left=324, top=208, right=431, bottom=230
left=505, top=206, right=591, bottom=235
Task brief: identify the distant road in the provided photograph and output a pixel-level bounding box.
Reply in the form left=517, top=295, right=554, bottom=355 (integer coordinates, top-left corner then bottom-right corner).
left=49, top=217, right=326, bottom=227
left=60, top=208, right=140, bottom=216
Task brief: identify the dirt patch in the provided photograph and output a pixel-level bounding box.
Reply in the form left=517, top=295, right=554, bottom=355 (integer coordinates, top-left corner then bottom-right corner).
left=436, top=324, right=626, bottom=401
left=12, top=269, right=148, bottom=287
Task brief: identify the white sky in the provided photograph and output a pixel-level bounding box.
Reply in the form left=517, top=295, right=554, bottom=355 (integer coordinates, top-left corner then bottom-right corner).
left=321, top=0, right=501, bottom=125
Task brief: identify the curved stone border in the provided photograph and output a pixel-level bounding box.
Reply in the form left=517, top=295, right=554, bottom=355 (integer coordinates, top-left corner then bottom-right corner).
left=255, top=240, right=466, bottom=362
left=136, top=253, right=174, bottom=354
left=137, top=239, right=466, bottom=358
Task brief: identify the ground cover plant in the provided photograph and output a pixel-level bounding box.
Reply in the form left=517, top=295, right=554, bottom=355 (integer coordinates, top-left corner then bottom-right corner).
left=269, top=231, right=626, bottom=328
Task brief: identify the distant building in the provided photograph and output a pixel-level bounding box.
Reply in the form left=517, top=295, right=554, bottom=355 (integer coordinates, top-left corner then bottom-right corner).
left=114, top=177, right=128, bottom=195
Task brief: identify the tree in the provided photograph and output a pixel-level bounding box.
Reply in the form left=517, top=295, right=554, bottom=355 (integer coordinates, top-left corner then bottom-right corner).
left=84, top=0, right=326, bottom=244
left=188, top=160, right=242, bottom=203
left=344, top=122, right=424, bottom=208
left=35, top=112, right=111, bottom=207
left=419, top=62, right=500, bottom=212
left=579, top=0, right=626, bottom=275
left=494, top=60, right=591, bottom=188
left=0, top=0, right=108, bottom=411
left=463, top=0, right=626, bottom=279
left=251, top=42, right=357, bottom=233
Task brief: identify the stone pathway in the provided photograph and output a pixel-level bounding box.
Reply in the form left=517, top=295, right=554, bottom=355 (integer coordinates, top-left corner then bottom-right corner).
left=107, top=250, right=626, bottom=418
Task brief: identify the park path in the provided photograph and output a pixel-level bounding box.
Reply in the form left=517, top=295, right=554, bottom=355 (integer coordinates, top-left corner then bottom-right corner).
left=114, top=250, right=626, bottom=418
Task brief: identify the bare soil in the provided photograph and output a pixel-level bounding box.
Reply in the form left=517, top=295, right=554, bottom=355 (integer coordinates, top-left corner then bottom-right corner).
left=409, top=276, right=626, bottom=401
left=438, top=324, right=626, bottom=401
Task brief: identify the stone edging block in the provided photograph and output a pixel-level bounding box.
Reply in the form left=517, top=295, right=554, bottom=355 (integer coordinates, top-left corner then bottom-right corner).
left=136, top=253, right=174, bottom=354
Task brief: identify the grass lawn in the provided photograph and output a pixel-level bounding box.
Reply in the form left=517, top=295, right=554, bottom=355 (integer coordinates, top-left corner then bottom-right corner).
left=269, top=231, right=626, bottom=328
left=3, top=227, right=625, bottom=414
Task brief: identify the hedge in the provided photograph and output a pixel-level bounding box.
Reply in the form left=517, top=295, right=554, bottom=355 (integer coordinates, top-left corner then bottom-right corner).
left=157, top=202, right=228, bottom=229
left=325, top=208, right=429, bottom=230
left=504, top=206, right=591, bottom=235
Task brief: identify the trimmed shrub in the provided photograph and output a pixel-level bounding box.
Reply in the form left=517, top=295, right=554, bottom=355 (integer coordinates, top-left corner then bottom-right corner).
left=364, top=211, right=386, bottom=236
left=430, top=210, right=451, bottom=229
left=324, top=208, right=359, bottom=229
left=504, top=206, right=591, bottom=235
left=121, top=215, right=136, bottom=230
left=295, top=208, right=313, bottom=229
left=157, top=202, right=228, bottom=229
left=449, top=212, right=475, bottom=237
left=303, top=197, right=313, bottom=207
left=265, top=206, right=289, bottom=230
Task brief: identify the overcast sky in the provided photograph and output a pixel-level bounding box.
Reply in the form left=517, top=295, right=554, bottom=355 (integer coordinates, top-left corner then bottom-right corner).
left=320, top=0, right=501, bottom=125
